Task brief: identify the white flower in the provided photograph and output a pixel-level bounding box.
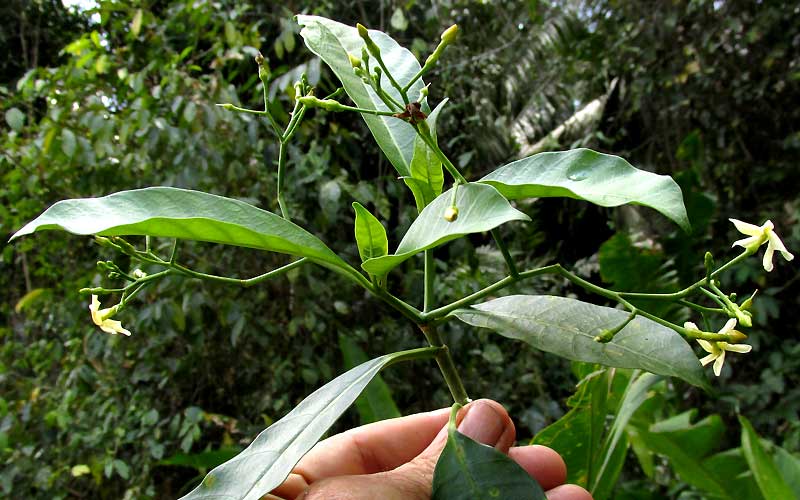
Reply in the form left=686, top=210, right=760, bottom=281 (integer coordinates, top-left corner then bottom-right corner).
left=89, top=295, right=132, bottom=336
left=730, top=219, right=794, bottom=272
left=685, top=319, right=751, bottom=376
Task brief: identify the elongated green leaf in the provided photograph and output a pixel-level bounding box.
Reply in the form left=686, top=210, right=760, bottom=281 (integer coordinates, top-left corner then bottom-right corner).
left=454, top=295, right=708, bottom=388
left=362, top=184, right=530, bottom=275
left=773, top=446, right=800, bottom=498
left=739, top=415, right=796, bottom=500
left=628, top=425, right=732, bottom=499
left=703, top=448, right=764, bottom=500
left=404, top=99, right=447, bottom=211
left=532, top=369, right=611, bottom=486
left=181, top=346, right=440, bottom=500
left=338, top=334, right=401, bottom=424
left=10, top=187, right=350, bottom=275
left=433, top=429, right=546, bottom=500
left=592, top=372, right=662, bottom=499
left=297, top=15, right=426, bottom=177
left=352, top=202, right=388, bottom=262
left=479, top=149, right=690, bottom=231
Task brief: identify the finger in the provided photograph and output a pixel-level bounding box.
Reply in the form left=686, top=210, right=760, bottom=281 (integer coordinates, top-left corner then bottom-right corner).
left=292, top=407, right=451, bottom=481
left=545, top=483, right=594, bottom=500
left=294, top=400, right=519, bottom=500
left=508, top=445, right=567, bottom=491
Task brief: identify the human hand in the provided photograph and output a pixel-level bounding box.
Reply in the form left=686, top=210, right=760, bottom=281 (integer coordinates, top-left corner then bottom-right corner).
left=270, top=399, right=593, bottom=500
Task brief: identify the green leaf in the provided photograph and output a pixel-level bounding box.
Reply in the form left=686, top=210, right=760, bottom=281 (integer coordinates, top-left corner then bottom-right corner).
left=433, top=429, right=546, bottom=500
left=479, top=148, right=690, bottom=231
left=362, top=183, right=529, bottom=275
left=338, top=334, right=401, bottom=424
left=628, top=425, right=732, bottom=498
left=10, top=187, right=351, bottom=276
left=297, top=15, right=427, bottom=177
left=5, top=107, right=25, bottom=131
left=592, top=372, right=662, bottom=499
left=181, top=347, right=440, bottom=500
left=739, top=415, right=796, bottom=500
left=774, top=446, right=800, bottom=498
left=352, top=202, right=388, bottom=262
left=454, top=295, right=708, bottom=388
left=532, top=368, right=612, bottom=487
left=405, top=99, right=447, bottom=211
left=61, top=128, right=77, bottom=158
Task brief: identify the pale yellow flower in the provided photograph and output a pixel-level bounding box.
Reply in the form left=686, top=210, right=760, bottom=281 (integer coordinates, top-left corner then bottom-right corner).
left=730, top=219, right=794, bottom=272
left=89, top=295, right=132, bottom=336
left=685, top=319, right=751, bottom=376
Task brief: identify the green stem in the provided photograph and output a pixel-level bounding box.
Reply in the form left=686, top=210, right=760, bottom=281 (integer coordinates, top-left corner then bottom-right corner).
left=679, top=299, right=724, bottom=314
left=370, top=52, right=409, bottom=105
left=416, top=125, right=468, bottom=184
left=420, top=324, right=470, bottom=405
left=172, top=258, right=307, bottom=286
left=277, top=141, right=289, bottom=219
left=385, top=345, right=447, bottom=367
left=424, top=249, right=435, bottom=312
left=490, top=229, right=518, bottom=277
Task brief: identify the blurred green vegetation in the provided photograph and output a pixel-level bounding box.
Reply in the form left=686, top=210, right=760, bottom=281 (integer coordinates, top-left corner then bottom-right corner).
left=1, top=0, right=797, bottom=498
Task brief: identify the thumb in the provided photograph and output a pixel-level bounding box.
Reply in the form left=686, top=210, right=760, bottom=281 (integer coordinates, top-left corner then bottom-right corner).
left=298, top=400, right=515, bottom=500
left=391, top=399, right=517, bottom=496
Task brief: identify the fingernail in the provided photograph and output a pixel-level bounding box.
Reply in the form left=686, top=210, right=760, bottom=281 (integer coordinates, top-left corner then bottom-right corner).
left=457, top=401, right=505, bottom=445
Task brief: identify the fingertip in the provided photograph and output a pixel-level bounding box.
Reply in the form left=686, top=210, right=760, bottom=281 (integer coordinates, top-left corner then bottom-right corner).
left=508, top=445, right=567, bottom=491
left=545, top=484, right=593, bottom=500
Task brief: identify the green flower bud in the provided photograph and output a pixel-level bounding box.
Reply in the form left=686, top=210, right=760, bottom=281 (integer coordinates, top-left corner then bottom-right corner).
left=348, top=52, right=362, bottom=68
left=216, top=103, right=235, bottom=110
left=440, top=24, right=459, bottom=44
left=254, top=51, right=265, bottom=66
left=740, top=290, right=758, bottom=311
left=444, top=206, right=459, bottom=222
left=356, top=23, right=381, bottom=58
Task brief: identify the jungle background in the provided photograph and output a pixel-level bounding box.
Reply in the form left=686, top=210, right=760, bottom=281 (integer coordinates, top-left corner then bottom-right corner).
left=1, top=0, right=798, bottom=498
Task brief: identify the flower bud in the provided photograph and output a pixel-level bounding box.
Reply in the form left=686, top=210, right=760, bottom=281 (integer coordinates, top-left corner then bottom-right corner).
left=440, top=24, right=459, bottom=44
left=740, top=290, right=757, bottom=311
left=348, top=52, right=362, bottom=68
left=216, top=103, right=235, bottom=110
left=727, top=329, right=748, bottom=343
left=254, top=51, right=265, bottom=66
left=444, top=206, right=459, bottom=222
left=356, top=23, right=381, bottom=58
left=132, top=269, right=147, bottom=279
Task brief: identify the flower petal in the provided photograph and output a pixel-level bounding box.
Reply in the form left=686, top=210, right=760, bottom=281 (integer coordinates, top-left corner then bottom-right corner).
left=732, top=235, right=761, bottom=249
left=700, top=353, right=717, bottom=366
left=697, top=339, right=716, bottom=354
left=767, top=231, right=795, bottom=262
left=719, top=318, right=738, bottom=335
left=763, top=243, right=775, bottom=272
left=713, top=350, right=726, bottom=376
left=725, top=344, right=752, bottom=354
left=684, top=322, right=700, bottom=331
left=730, top=219, right=762, bottom=236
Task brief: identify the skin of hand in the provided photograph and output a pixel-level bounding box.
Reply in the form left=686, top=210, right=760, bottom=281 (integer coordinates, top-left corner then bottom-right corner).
left=270, top=399, right=593, bottom=500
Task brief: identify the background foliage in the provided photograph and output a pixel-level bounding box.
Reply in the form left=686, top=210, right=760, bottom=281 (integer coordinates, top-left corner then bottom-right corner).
left=1, top=0, right=798, bottom=498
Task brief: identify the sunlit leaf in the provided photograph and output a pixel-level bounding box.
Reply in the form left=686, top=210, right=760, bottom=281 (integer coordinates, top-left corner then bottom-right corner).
left=362, top=183, right=529, bottom=275
left=352, top=202, right=388, bottom=262
left=297, top=15, right=427, bottom=177
left=181, top=347, right=440, bottom=500
left=10, top=187, right=352, bottom=276
left=479, top=149, right=690, bottom=231
left=454, top=295, right=707, bottom=388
